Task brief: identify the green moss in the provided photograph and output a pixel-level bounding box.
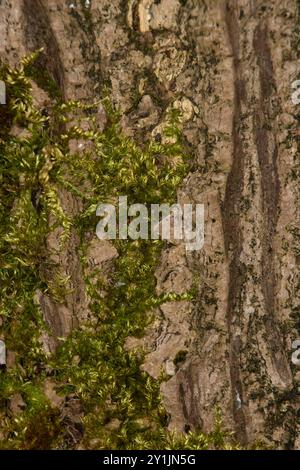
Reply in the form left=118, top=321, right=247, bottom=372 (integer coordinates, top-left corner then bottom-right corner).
left=0, top=52, right=238, bottom=450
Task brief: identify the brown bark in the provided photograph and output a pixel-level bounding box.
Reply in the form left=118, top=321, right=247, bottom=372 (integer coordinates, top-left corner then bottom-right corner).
left=0, top=0, right=299, bottom=448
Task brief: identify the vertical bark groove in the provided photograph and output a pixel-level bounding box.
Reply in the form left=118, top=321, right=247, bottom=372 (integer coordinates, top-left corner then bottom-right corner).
left=223, top=0, right=248, bottom=444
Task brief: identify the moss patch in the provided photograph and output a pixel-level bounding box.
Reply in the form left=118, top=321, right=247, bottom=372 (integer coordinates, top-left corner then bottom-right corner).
left=0, top=53, right=241, bottom=450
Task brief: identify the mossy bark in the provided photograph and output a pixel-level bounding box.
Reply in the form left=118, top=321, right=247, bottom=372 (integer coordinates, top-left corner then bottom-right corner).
left=0, top=0, right=299, bottom=449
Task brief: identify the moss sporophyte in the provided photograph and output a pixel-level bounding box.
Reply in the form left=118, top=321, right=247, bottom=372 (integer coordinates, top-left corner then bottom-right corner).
left=0, top=52, right=240, bottom=449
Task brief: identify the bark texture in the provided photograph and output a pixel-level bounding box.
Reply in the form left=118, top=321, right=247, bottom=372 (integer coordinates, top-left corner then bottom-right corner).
left=0, top=0, right=299, bottom=448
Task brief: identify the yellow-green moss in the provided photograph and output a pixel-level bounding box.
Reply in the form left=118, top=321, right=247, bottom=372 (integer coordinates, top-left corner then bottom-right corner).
left=0, top=52, right=241, bottom=450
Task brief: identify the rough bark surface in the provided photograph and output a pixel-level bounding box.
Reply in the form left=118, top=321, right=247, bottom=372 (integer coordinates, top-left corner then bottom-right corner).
left=0, top=0, right=299, bottom=448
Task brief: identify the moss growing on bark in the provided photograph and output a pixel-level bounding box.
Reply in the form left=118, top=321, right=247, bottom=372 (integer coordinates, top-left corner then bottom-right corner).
left=0, top=53, right=240, bottom=450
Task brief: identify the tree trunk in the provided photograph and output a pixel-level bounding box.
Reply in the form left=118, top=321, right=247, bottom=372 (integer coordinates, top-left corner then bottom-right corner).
left=0, top=0, right=299, bottom=449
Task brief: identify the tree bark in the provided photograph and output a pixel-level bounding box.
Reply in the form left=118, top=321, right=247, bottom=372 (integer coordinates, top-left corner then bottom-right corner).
left=0, top=0, right=299, bottom=448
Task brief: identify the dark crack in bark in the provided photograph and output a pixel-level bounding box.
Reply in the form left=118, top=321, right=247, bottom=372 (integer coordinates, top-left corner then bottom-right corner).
left=223, top=0, right=248, bottom=445
left=253, top=20, right=292, bottom=389
left=22, top=0, right=66, bottom=98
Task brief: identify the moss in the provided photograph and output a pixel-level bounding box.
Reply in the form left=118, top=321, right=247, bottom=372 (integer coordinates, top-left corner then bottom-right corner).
left=0, top=52, right=238, bottom=450
left=21, top=49, right=62, bottom=101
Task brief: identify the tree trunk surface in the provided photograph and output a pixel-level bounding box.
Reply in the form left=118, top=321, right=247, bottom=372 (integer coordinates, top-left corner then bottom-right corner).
left=0, top=0, right=299, bottom=449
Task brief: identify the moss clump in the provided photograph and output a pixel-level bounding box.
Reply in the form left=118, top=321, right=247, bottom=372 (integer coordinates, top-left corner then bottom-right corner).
left=0, top=52, right=239, bottom=449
